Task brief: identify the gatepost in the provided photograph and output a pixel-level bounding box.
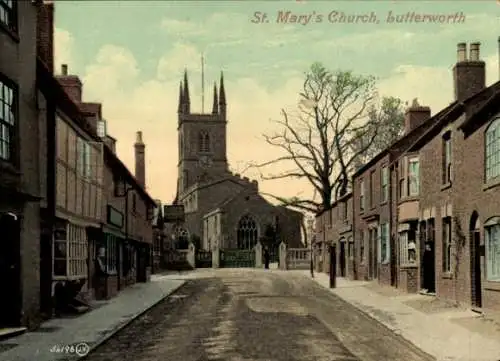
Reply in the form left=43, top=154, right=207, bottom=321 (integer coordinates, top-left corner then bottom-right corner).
left=212, top=244, right=220, bottom=268
left=255, top=242, right=263, bottom=268
left=187, top=242, right=196, bottom=269
left=279, top=241, right=287, bottom=270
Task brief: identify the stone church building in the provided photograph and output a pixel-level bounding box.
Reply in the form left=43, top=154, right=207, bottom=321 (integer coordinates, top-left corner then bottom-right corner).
left=172, top=71, right=303, bottom=250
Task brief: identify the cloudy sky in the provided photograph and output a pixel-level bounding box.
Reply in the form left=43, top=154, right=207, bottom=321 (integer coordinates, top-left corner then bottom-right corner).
left=54, top=0, right=500, bottom=205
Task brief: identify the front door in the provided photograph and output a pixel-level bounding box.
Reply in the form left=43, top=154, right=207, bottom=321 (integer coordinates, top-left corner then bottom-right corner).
left=0, top=213, right=21, bottom=327
left=422, top=241, right=436, bottom=293
left=339, top=242, right=346, bottom=277
left=368, top=228, right=378, bottom=279
left=470, top=230, right=483, bottom=308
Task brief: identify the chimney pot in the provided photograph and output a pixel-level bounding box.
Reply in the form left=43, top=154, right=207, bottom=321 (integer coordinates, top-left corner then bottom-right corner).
left=136, top=131, right=143, bottom=144
left=457, top=42, right=467, bottom=62
left=61, top=64, right=68, bottom=75
left=469, top=42, right=480, bottom=61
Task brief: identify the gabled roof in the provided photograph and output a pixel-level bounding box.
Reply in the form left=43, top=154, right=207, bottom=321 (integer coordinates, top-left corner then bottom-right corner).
left=459, top=84, right=500, bottom=135
left=37, top=57, right=156, bottom=207
left=352, top=105, right=449, bottom=178
left=403, top=81, right=500, bottom=155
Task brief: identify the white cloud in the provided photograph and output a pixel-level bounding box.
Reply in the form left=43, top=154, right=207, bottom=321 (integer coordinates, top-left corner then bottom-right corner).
left=53, top=27, right=74, bottom=74
left=156, top=43, right=202, bottom=80
left=378, top=53, right=499, bottom=113
left=55, top=26, right=500, bottom=206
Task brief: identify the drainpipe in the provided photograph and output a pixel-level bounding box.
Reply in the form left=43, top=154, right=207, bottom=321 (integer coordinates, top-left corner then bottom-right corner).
left=390, top=162, right=397, bottom=288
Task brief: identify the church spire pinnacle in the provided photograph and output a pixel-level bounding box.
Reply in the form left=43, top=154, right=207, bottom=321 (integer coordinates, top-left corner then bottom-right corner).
left=183, top=69, right=190, bottom=113
left=219, top=71, right=226, bottom=117
left=212, top=83, right=218, bottom=114
left=177, top=81, right=184, bottom=114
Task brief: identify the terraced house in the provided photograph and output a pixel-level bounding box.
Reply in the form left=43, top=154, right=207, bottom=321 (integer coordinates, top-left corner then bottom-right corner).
left=398, top=41, right=500, bottom=314
left=316, top=38, right=500, bottom=317
left=315, top=193, right=354, bottom=279
left=0, top=0, right=44, bottom=329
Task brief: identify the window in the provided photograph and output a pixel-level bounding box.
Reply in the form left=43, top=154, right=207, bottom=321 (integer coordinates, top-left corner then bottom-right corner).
left=53, top=223, right=88, bottom=278
left=77, top=137, right=91, bottom=178
left=342, top=201, right=348, bottom=221
left=97, top=235, right=118, bottom=275
left=485, top=117, right=500, bottom=182
left=360, top=180, right=365, bottom=212
left=370, top=170, right=376, bottom=208
left=237, top=215, right=258, bottom=249
left=132, top=193, right=137, bottom=213
left=359, top=231, right=365, bottom=264
left=442, top=217, right=452, bottom=272
left=183, top=170, right=188, bottom=190
left=408, top=158, right=420, bottom=196
left=96, top=120, right=106, bottom=138
left=485, top=221, right=500, bottom=281
left=0, top=76, right=16, bottom=162
left=442, top=132, right=452, bottom=184
left=399, top=227, right=417, bottom=265
left=0, top=0, right=17, bottom=32
left=198, top=131, right=210, bottom=152
left=379, top=223, right=390, bottom=263
left=381, top=166, right=389, bottom=203
left=348, top=240, right=354, bottom=260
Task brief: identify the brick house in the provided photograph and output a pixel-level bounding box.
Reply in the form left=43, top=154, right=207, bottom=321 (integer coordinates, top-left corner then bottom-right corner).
left=352, top=99, right=443, bottom=287
left=93, top=130, right=157, bottom=300
left=0, top=0, right=44, bottom=329
left=315, top=193, right=355, bottom=279
left=397, top=41, right=500, bottom=314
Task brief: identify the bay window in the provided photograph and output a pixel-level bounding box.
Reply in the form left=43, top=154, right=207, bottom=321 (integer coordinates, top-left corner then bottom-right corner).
left=96, top=235, right=118, bottom=275
left=53, top=222, right=88, bottom=279
left=485, top=220, right=500, bottom=281
left=399, top=225, right=417, bottom=266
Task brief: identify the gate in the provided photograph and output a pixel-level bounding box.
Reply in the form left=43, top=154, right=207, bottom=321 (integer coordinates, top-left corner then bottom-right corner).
left=220, top=249, right=255, bottom=268
left=262, top=246, right=279, bottom=264
left=195, top=249, right=212, bottom=268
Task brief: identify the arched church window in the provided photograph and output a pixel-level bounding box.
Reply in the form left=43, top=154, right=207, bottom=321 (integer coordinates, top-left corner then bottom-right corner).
left=237, top=215, right=258, bottom=249
left=198, top=131, right=210, bottom=152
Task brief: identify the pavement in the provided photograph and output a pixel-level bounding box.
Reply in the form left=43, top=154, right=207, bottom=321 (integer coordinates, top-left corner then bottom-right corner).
left=85, top=268, right=434, bottom=361
left=0, top=276, right=185, bottom=361
left=300, top=269, right=500, bottom=361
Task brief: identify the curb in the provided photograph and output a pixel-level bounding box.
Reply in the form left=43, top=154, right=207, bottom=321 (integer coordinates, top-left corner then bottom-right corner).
left=76, top=280, right=187, bottom=360
left=304, top=274, right=436, bottom=361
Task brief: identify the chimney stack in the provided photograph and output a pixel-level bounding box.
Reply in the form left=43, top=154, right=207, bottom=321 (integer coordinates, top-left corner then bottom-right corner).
left=36, top=1, right=55, bottom=73
left=134, top=131, right=146, bottom=188
left=404, top=98, right=431, bottom=134
left=453, top=42, right=485, bottom=101
left=55, top=64, right=83, bottom=103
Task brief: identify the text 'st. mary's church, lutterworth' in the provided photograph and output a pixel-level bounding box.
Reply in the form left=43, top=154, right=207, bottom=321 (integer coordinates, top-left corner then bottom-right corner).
left=173, top=70, right=303, bottom=250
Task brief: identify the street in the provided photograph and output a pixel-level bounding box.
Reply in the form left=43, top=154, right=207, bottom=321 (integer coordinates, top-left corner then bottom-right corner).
left=82, top=270, right=434, bottom=361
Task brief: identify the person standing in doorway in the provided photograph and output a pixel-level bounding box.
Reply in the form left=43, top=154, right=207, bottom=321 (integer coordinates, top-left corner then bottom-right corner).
left=422, top=242, right=435, bottom=293
left=264, top=247, right=270, bottom=269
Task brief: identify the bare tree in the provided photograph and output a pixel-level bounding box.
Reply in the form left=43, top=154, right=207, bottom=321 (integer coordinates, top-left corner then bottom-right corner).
left=253, top=63, right=405, bottom=214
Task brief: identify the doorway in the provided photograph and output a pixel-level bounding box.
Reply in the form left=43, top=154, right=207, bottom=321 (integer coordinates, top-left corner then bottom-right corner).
left=0, top=213, right=22, bottom=327
left=339, top=240, right=346, bottom=277
left=421, top=219, right=436, bottom=293
left=470, top=212, right=482, bottom=309
left=368, top=227, right=378, bottom=279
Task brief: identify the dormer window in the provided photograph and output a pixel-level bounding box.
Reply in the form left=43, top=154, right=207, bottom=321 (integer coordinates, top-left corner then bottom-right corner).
left=442, top=131, right=452, bottom=185
left=97, top=119, right=106, bottom=138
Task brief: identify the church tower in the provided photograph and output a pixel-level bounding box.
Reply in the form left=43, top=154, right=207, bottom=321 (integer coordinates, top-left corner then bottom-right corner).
left=177, top=70, right=228, bottom=196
